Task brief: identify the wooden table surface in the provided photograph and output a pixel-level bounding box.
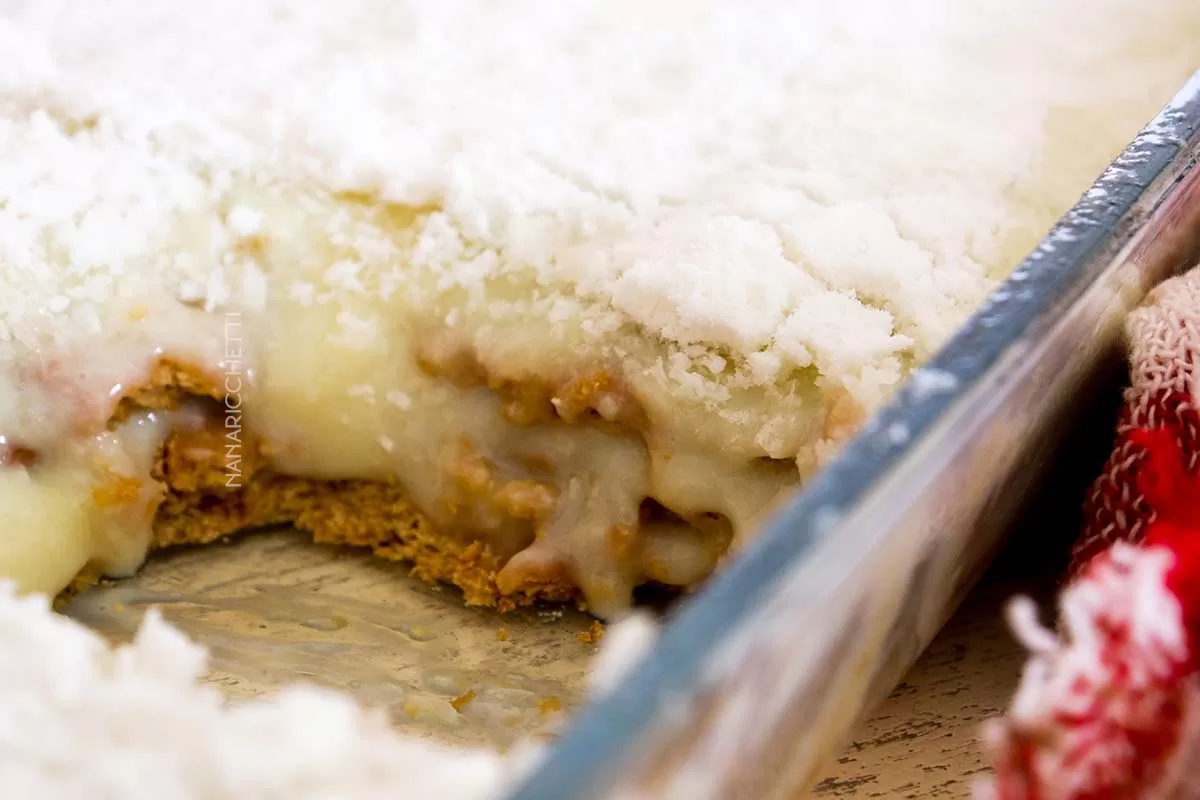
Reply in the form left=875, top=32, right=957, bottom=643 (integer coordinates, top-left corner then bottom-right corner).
left=812, top=383, right=1119, bottom=798
left=812, top=543, right=1060, bottom=798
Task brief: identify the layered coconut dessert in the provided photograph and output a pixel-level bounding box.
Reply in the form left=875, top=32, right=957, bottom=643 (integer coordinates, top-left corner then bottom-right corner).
left=0, top=1, right=1197, bottom=622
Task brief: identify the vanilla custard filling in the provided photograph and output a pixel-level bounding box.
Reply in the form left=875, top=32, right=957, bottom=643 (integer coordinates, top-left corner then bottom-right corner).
left=0, top=412, right=169, bottom=595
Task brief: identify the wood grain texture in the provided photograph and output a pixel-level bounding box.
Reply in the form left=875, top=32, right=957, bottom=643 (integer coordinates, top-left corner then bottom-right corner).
left=812, top=564, right=1056, bottom=798
left=813, top=378, right=1124, bottom=799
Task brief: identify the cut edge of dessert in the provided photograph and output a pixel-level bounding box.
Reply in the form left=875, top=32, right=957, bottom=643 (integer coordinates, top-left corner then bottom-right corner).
left=1, top=175, right=853, bottom=620
left=2, top=125, right=886, bottom=618
left=15, top=223, right=821, bottom=622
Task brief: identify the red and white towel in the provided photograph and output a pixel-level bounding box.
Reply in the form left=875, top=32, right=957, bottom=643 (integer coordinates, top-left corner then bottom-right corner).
left=980, top=267, right=1200, bottom=799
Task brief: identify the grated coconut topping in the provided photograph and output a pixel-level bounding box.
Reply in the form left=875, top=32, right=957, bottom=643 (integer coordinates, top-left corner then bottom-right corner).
left=1, top=0, right=1196, bottom=407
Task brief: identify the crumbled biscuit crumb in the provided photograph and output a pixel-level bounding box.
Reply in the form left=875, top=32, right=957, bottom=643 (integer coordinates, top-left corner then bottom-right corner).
left=450, top=689, right=477, bottom=713
left=577, top=620, right=605, bottom=645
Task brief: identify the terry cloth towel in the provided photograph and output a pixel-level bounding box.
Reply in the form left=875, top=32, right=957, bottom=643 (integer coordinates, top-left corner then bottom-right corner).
left=979, top=265, right=1200, bottom=799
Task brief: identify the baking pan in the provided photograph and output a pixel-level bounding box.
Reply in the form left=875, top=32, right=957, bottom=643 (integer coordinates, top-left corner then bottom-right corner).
left=505, top=70, right=1200, bottom=800
left=63, top=74, right=1200, bottom=799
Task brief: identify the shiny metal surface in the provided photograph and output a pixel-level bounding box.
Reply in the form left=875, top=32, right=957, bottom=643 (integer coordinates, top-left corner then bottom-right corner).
left=508, top=71, right=1200, bottom=800
left=65, top=531, right=596, bottom=749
